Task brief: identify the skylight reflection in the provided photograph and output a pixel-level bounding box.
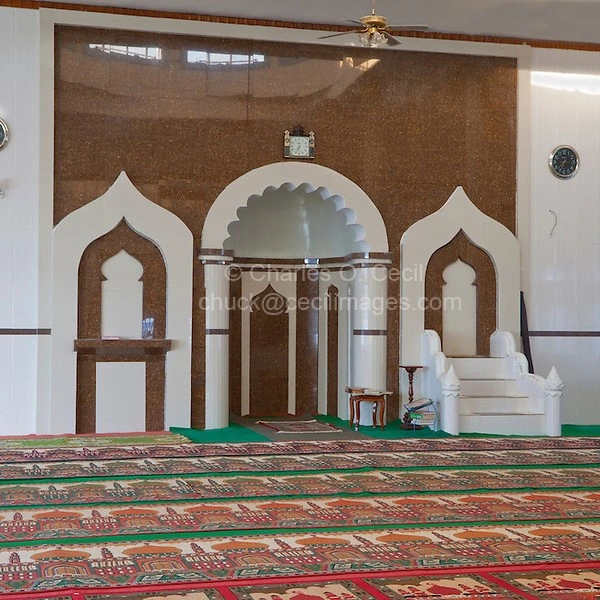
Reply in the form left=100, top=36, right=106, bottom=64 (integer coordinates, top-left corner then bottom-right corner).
left=89, top=44, right=162, bottom=60
left=532, top=71, right=600, bottom=95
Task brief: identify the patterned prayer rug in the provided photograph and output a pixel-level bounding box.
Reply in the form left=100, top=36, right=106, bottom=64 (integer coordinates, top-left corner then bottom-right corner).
left=492, top=567, right=600, bottom=598
left=2, top=436, right=600, bottom=464
left=3, top=447, right=600, bottom=481
left=2, top=466, right=600, bottom=507
left=256, top=420, right=342, bottom=434
left=1, top=490, right=600, bottom=542
left=0, top=432, right=188, bottom=449
left=2, top=437, right=600, bottom=596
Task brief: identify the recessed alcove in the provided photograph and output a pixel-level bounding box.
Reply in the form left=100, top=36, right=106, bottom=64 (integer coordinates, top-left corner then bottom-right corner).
left=201, top=162, right=390, bottom=428
left=224, top=182, right=366, bottom=258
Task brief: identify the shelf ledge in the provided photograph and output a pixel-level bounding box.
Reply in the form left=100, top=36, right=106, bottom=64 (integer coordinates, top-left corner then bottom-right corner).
left=74, top=338, right=172, bottom=356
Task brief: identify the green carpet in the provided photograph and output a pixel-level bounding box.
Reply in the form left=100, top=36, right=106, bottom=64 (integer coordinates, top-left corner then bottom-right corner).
left=173, top=420, right=600, bottom=443
left=170, top=422, right=270, bottom=443
left=562, top=423, right=600, bottom=436
left=315, top=414, right=453, bottom=438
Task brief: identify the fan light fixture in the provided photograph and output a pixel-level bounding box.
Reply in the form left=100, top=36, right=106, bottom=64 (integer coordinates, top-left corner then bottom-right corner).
left=359, top=30, right=387, bottom=47
left=318, top=1, right=429, bottom=48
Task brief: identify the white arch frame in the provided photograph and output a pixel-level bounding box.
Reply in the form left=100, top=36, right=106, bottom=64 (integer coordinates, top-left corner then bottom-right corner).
left=200, top=162, right=389, bottom=429
left=400, top=186, right=520, bottom=365
left=202, top=162, right=388, bottom=252
left=47, top=172, right=193, bottom=434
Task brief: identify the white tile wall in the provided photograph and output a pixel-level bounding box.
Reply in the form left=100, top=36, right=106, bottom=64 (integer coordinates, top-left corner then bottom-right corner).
left=0, top=7, right=41, bottom=435
left=529, top=48, right=600, bottom=424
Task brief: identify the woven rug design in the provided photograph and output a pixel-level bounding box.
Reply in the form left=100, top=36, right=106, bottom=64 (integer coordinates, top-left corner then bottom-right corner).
left=2, top=466, right=600, bottom=507
left=17, top=567, right=600, bottom=599
left=493, top=567, right=600, bottom=598
left=2, top=437, right=600, bottom=597
left=0, top=432, right=188, bottom=449
left=2, top=490, right=599, bottom=542
left=3, top=447, right=600, bottom=481
left=3, top=435, right=600, bottom=464
left=255, top=420, right=342, bottom=434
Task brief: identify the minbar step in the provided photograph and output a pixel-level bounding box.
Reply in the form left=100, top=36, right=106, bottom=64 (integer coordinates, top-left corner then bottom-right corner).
left=459, top=413, right=546, bottom=436
left=460, top=395, right=533, bottom=414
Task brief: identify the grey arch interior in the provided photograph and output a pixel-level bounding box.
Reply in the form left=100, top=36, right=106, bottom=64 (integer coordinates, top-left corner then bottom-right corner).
left=224, top=184, right=367, bottom=258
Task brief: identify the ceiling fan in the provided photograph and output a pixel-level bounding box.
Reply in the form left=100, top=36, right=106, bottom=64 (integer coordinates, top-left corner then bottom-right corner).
left=318, top=0, right=429, bottom=47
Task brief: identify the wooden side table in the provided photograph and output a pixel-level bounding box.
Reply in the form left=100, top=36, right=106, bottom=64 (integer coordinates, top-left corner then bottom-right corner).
left=345, top=387, right=392, bottom=431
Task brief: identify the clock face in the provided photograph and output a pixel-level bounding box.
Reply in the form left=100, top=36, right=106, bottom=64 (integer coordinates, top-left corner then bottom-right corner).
left=0, top=119, right=8, bottom=150
left=549, top=146, right=579, bottom=179
left=289, top=135, right=310, bottom=157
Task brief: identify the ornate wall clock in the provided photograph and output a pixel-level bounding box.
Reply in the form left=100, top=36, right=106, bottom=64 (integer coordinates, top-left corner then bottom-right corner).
left=549, top=145, right=579, bottom=179
left=284, top=126, right=315, bottom=159
left=0, top=118, right=8, bottom=150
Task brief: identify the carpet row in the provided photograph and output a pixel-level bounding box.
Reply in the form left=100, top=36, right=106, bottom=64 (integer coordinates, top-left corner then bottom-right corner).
left=1, top=433, right=600, bottom=598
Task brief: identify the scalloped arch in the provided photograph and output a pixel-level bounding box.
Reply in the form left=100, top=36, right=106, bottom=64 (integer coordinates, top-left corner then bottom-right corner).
left=49, top=172, right=194, bottom=434
left=202, top=162, right=388, bottom=253
left=400, top=186, right=520, bottom=365
left=223, top=182, right=367, bottom=258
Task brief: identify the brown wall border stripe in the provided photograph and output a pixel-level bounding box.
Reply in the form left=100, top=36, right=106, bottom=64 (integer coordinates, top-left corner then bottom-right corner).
left=0, top=328, right=51, bottom=335
left=198, top=248, right=235, bottom=257
left=206, top=328, right=230, bottom=335
left=2, top=1, right=600, bottom=52
left=353, top=329, right=387, bottom=336
left=529, top=331, right=600, bottom=337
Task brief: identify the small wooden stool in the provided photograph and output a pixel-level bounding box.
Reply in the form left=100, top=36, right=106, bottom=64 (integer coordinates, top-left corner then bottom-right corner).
left=346, top=387, right=392, bottom=431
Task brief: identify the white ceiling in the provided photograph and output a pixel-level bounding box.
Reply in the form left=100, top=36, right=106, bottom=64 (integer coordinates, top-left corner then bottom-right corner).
left=38, top=0, right=600, bottom=45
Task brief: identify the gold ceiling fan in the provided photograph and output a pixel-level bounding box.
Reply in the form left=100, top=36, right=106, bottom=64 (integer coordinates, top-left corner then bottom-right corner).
left=319, top=0, right=429, bottom=47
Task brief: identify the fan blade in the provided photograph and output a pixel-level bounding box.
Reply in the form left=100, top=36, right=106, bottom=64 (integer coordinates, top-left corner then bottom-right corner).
left=383, top=31, right=402, bottom=46
left=388, top=25, right=430, bottom=31
left=345, top=19, right=365, bottom=26
left=318, top=30, right=360, bottom=39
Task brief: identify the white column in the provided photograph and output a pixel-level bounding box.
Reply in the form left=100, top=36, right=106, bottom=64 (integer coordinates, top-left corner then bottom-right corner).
left=440, top=365, right=460, bottom=436
left=544, top=366, right=563, bottom=437
left=203, top=260, right=231, bottom=429
left=350, top=263, right=389, bottom=425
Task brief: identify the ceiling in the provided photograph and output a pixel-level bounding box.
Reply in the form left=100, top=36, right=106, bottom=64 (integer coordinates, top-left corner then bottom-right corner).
left=38, top=0, right=600, bottom=45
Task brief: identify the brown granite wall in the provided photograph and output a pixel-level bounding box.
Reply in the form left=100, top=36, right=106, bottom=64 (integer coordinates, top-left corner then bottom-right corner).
left=249, top=286, right=289, bottom=416
left=55, top=26, right=517, bottom=423
left=326, top=285, right=339, bottom=417
left=295, top=269, right=319, bottom=416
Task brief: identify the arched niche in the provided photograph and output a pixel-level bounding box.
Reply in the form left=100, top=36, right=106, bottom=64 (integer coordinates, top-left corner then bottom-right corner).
left=442, top=259, right=477, bottom=356
left=425, top=230, right=496, bottom=356
left=400, top=186, right=519, bottom=365
left=48, top=172, right=193, bottom=434
left=78, top=220, right=166, bottom=341
left=75, top=222, right=168, bottom=433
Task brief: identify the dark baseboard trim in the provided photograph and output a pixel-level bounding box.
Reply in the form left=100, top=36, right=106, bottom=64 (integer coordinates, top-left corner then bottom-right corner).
left=353, top=329, right=387, bottom=336
left=529, top=331, right=600, bottom=337
left=0, top=328, right=51, bottom=335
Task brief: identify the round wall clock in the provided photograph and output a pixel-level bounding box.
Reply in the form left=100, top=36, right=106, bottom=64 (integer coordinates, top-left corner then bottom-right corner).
left=549, top=145, right=579, bottom=179
left=0, top=118, right=8, bottom=150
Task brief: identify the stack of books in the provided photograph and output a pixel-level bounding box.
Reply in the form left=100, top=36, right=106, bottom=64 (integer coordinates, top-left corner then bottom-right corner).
left=405, top=397, right=437, bottom=428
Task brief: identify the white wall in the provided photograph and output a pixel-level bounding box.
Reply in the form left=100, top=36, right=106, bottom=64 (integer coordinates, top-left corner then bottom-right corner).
left=0, top=7, right=40, bottom=435
left=529, top=48, right=600, bottom=425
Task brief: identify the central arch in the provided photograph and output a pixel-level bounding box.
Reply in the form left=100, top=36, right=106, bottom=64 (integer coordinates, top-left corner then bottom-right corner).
left=202, top=162, right=388, bottom=253
left=200, top=162, right=390, bottom=429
